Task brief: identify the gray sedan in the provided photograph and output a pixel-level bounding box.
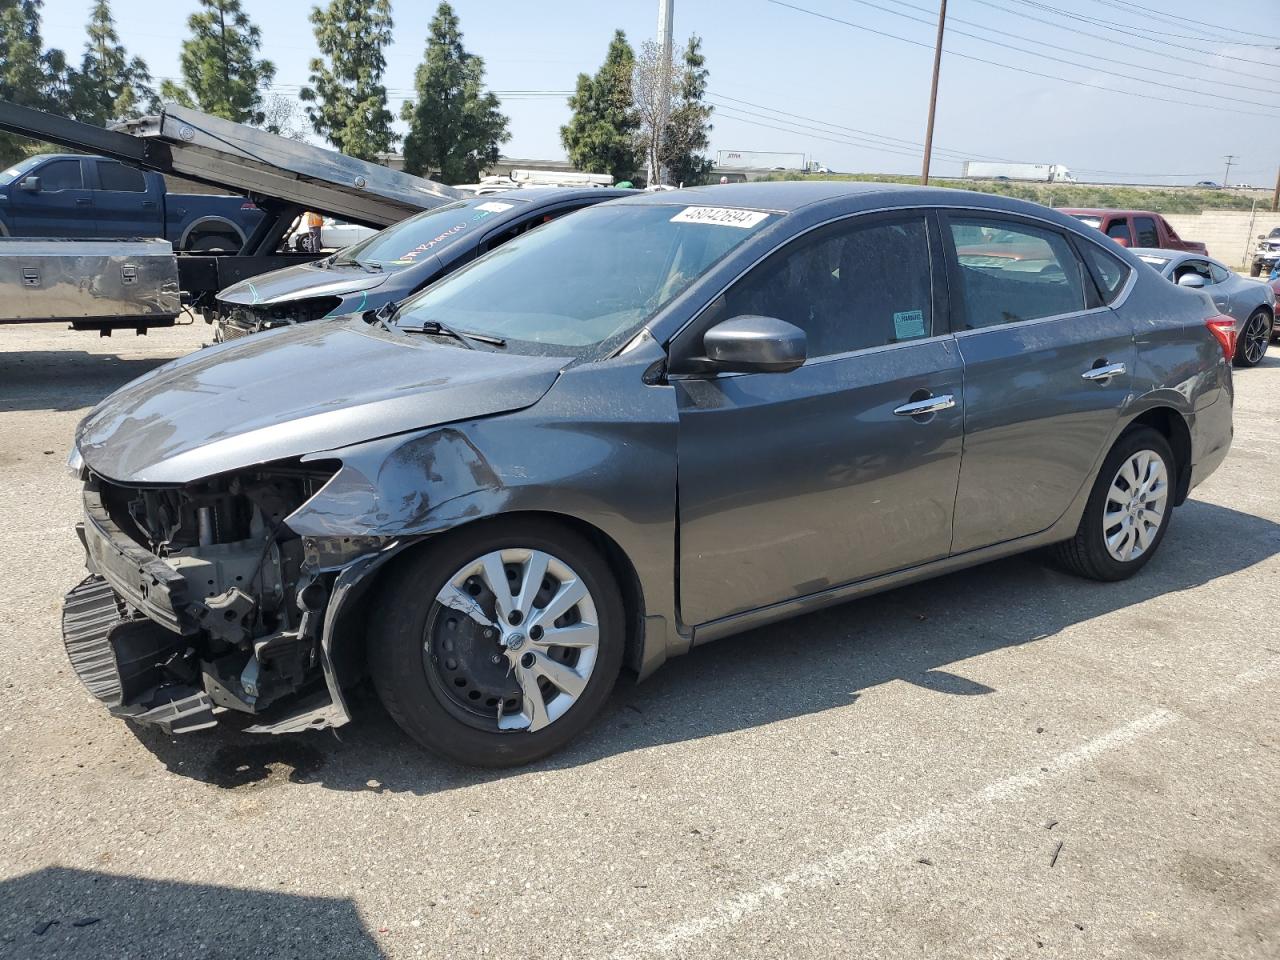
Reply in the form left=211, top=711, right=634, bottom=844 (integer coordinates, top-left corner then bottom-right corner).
left=1132, top=247, right=1276, bottom=366
left=64, top=183, right=1234, bottom=767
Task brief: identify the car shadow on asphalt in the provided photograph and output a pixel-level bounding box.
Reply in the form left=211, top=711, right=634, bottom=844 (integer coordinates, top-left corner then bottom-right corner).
left=128, top=497, right=1280, bottom=796
left=0, top=866, right=386, bottom=958
left=0, top=350, right=187, bottom=413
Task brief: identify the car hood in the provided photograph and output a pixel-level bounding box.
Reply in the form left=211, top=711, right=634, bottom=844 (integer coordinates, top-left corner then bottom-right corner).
left=218, top=260, right=395, bottom=306
left=76, top=318, right=568, bottom=484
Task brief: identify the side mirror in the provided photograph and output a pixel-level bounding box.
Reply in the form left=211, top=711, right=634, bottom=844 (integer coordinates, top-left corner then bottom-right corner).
left=703, top=315, right=806, bottom=373
left=18, top=176, right=40, bottom=193
left=1258, top=234, right=1266, bottom=240
left=1177, top=273, right=1206, bottom=289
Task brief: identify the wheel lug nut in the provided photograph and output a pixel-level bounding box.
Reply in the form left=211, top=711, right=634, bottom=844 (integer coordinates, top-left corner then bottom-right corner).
left=490, top=654, right=503, bottom=665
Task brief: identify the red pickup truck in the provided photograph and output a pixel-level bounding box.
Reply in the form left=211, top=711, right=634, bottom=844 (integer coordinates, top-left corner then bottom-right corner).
left=1059, top=208, right=1207, bottom=254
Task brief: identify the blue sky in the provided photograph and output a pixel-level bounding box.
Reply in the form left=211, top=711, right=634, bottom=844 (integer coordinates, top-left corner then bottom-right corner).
left=37, top=0, right=1280, bottom=184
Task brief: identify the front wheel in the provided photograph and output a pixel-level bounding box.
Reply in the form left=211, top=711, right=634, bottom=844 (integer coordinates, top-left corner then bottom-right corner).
left=1250, top=262, right=1263, bottom=278
left=368, top=519, right=624, bottom=767
left=1234, top=309, right=1271, bottom=367
left=1052, top=427, right=1175, bottom=581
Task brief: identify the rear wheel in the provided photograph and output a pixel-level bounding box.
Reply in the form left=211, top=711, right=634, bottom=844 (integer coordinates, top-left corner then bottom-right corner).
left=1052, top=427, right=1175, bottom=581
left=368, top=519, right=624, bottom=767
left=1234, top=309, right=1271, bottom=367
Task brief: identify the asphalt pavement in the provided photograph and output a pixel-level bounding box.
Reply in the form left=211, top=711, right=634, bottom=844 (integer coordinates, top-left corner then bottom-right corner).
left=1, top=318, right=1276, bottom=959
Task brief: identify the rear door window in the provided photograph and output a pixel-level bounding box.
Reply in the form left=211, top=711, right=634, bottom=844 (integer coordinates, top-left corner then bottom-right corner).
left=1133, top=217, right=1160, bottom=247
left=1174, top=259, right=1213, bottom=283
left=947, top=218, right=1087, bottom=328
left=95, top=160, right=146, bottom=192
left=720, top=214, right=935, bottom=358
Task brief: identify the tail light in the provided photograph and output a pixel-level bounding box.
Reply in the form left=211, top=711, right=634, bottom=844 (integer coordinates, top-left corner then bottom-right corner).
left=1205, top=316, right=1237, bottom=361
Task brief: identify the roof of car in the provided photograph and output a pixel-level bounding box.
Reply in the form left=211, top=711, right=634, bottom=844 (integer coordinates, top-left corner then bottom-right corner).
left=1130, top=247, right=1221, bottom=267
left=480, top=186, right=634, bottom=204
left=1059, top=208, right=1162, bottom=217
left=615, top=179, right=907, bottom=212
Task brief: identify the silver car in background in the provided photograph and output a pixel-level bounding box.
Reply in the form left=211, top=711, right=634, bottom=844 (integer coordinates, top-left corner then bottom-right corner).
left=1133, top=247, right=1276, bottom=366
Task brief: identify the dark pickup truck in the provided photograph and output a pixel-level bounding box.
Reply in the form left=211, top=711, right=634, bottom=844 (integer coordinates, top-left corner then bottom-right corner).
left=0, top=153, right=263, bottom=251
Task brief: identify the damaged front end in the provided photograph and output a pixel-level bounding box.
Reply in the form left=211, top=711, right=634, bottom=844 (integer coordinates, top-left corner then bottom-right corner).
left=63, top=460, right=395, bottom=735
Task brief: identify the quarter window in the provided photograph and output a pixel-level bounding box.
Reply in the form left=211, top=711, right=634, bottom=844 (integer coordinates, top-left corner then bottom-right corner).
left=1079, top=242, right=1131, bottom=304
left=1133, top=217, right=1160, bottom=247
left=948, top=219, right=1087, bottom=328
left=36, top=159, right=83, bottom=191
left=720, top=216, right=934, bottom=358
left=1208, top=262, right=1232, bottom=284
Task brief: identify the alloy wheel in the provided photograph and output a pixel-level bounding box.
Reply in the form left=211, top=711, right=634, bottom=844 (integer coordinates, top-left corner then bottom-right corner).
left=1102, top=450, right=1169, bottom=562
left=424, top=548, right=600, bottom=732
left=1243, top=311, right=1270, bottom=364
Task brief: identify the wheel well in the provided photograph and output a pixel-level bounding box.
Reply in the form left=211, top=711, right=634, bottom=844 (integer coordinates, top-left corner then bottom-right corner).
left=359, top=512, right=648, bottom=676
left=1127, top=407, right=1193, bottom=505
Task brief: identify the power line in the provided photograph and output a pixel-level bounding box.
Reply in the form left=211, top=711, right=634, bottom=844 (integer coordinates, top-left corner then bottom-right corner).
left=707, top=91, right=1024, bottom=163
left=710, top=90, right=1237, bottom=181
left=840, top=0, right=1278, bottom=109
left=767, top=0, right=1280, bottom=119
left=1008, top=0, right=1280, bottom=69
left=875, top=0, right=1260, bottom=94
left=967, top=0, right=1274, bottom=83
left=1082, top=0, right=1280, bottom=47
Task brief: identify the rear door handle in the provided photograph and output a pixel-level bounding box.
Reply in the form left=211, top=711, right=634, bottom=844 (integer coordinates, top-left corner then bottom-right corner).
left=893, top=394, right=956, bottom=417
left=1081, top=362, right=1126, bottom=382
left=75, top=197, right=92, bottom=206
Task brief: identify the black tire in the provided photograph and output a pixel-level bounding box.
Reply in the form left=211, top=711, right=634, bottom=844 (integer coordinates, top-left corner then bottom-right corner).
left=1250, top=262, right=1263, bottom=278
left=367, top=518, right=625, bottom=767
left=1052, top=426, right=1176, bottom=582
left=1234, top=309, right=1271, bottom=367
left=188, top=234, right=236, bottom=253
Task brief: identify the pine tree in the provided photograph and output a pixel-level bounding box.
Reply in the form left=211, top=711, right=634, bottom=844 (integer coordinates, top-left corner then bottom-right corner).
left=400, top=2, right=509, bottom=184
left=660, top=36, right=713, bottom=187
left=73, top=0, right=156, bottom=125
left=300, top=0, right=396, bottom=160
left=560, top=30, right=638, bottom=182
left=160, top=0, right=275, bottom=126
left=0, top=1, right=72, bottom=163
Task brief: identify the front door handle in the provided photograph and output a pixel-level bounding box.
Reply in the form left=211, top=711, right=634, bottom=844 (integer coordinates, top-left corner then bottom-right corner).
left=1081, top=362, right=1126, bottom=383
left=75, top=197, right=92, bottom=206
left=893, top=394, right=956, bottom=417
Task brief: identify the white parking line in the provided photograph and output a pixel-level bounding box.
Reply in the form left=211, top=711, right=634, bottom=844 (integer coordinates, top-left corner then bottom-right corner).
left=614, top=658, right=1279, bottom=960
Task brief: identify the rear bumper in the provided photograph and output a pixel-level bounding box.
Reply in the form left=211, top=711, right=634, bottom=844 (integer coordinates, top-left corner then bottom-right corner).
left=1189, top=392, right=1233, bottom=493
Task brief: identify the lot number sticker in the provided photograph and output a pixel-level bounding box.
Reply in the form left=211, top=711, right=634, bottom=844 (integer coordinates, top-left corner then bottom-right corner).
left=670, top=206, right=769, bottom=228
left=476, top=201, right=515, bottom=213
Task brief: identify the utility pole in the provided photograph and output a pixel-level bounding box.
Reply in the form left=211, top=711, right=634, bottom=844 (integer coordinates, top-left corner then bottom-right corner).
left=1223, top=154, right=1237, bottom=187
left=921, top=0, right=948, bottom=186
left=649, top=0, right=675, bottom=188
left=1273, top=165, right=1280, bottom=212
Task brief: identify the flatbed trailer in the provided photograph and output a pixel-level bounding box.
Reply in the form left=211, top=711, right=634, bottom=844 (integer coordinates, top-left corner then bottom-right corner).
left=0, top=100, right=461, bottom=332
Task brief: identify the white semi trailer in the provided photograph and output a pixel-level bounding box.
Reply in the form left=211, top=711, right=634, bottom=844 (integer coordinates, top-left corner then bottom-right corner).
left=962, top=161, right=1076, bottom=183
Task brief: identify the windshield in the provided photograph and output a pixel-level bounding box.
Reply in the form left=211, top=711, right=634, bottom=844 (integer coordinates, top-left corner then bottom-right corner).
left=1070, top=215, right=1103, bottom=229
left=393, top=203, right=778, bottom=357
left=333, top=197, right=530, bottom=269
left=0, top=155, right=45, bottom=187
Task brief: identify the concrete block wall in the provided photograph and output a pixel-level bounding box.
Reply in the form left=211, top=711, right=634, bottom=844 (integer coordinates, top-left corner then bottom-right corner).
left=1163, top=210, right=1280, bottom=270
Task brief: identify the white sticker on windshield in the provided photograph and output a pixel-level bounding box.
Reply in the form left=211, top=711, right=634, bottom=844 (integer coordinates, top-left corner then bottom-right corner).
left=670, top=206, right=769, bottom=228
left=476, top=201, right=515, bottom=213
